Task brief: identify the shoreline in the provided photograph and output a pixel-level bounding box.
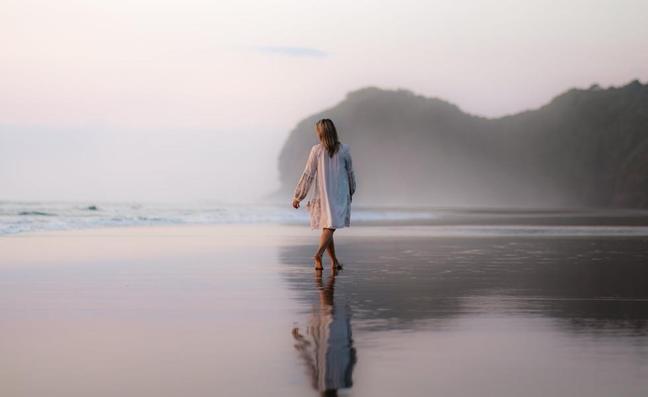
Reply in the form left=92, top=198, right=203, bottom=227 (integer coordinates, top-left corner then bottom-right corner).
left=3, top=221, right=648, bottom=240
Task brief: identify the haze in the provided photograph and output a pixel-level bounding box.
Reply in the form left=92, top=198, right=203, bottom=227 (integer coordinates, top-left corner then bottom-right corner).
left=2, top=0, right=647, bottom=202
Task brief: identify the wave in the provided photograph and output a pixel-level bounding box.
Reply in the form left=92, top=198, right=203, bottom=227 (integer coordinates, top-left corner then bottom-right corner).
left=18, top=211, right=56, bottom=216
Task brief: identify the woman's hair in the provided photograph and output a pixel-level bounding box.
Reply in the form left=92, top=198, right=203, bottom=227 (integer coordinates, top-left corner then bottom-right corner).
left=315, top=118, right=340, bottom=157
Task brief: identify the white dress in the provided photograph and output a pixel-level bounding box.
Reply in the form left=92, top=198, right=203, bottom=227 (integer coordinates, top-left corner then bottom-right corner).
left=293, top=143, right=356, bottom=229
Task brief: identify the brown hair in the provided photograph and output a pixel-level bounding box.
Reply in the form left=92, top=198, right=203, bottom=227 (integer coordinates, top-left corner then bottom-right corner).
left=315, top=118, right=340, bottom=157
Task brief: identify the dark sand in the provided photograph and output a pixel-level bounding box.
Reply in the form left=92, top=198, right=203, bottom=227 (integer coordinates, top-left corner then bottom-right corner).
left=1, top=224, right=648, bottom=396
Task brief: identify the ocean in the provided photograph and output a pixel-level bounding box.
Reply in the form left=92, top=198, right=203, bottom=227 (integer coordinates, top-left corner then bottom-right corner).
left=2, top=200, right=648, bottom=236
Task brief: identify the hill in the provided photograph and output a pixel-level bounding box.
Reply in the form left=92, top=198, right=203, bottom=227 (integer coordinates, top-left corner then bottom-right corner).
left=274, top=80, right=648, bottom=208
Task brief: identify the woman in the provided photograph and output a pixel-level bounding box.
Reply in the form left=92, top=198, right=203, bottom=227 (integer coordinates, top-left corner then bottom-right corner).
left=292, top=118, right=356, bottom=271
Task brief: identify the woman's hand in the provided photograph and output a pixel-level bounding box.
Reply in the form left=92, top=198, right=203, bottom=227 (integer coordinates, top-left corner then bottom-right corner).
left=292, top=198, right=300, bottom=209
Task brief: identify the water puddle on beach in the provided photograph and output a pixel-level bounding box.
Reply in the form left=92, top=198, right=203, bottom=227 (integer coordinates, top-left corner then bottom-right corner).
left=1, top=225, right=648, bottom=396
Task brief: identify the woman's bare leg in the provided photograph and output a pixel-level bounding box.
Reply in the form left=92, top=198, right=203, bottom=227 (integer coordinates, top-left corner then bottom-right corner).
left=313, top=228, right=335, bottom=269
left=326, top=234, right=342, bottom=269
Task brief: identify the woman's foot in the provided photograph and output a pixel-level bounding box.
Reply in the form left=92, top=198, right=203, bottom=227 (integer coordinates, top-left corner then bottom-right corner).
left=313, top=255, right=323, bottom=270
left=332, top=261, right=343, bottom=270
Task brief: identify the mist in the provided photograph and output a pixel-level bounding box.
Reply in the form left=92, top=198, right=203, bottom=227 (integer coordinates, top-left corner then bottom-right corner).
left=0, top=125, right=283, bottom=203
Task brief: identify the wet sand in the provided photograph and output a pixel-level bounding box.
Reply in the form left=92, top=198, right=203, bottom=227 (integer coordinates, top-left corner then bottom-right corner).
left=2, top=224, right=648, bottom=396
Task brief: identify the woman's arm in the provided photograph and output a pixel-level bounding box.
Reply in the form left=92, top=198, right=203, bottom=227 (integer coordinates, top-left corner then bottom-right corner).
left=292, top=146, right=319, bottom=207
left=345, top=146, right=356, bottom=200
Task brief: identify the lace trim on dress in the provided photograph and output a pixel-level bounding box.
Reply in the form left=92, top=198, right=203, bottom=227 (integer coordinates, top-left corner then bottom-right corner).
left=293, top=172, right=314, bottom=201
left=306, top=197, right=322, bottom=229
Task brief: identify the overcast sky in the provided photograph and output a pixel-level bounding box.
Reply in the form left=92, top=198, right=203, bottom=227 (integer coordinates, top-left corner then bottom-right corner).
left=2, top=0, right=647, bottom=202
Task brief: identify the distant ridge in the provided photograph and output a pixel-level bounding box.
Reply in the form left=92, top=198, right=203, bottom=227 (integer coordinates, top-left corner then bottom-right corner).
left=274, top=80, right=648, bottom=209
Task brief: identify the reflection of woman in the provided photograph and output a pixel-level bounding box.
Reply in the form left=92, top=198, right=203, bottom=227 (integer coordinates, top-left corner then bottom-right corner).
left=292, top=270, right=357, bottom=396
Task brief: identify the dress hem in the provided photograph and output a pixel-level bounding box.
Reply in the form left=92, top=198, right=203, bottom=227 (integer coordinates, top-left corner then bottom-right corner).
left=309, top=223, right=350, bottom=230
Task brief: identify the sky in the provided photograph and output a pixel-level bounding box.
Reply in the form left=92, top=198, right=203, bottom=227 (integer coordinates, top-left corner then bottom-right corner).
left=1, top=0, right=647, bottom=202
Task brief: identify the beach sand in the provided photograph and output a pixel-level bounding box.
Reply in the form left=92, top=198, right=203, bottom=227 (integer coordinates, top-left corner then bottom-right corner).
left=2, top=224, right=648, bottom=396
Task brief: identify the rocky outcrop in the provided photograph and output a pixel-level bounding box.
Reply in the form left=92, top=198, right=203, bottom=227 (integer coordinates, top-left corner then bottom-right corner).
left=274, top=80, right=648, bottom=209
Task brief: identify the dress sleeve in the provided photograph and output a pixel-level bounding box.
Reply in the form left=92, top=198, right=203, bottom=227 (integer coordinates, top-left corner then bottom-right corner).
left=345, top=146, right=356, bottom=199
left=293, top=146, right=319, bottom=202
